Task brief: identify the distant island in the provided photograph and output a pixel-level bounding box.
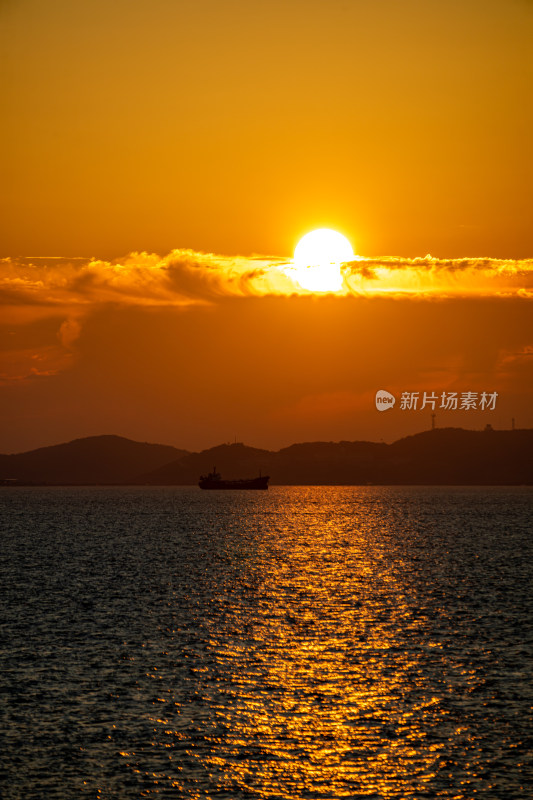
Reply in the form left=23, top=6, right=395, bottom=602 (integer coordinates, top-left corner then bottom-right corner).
left=1, top=428, right=532, bottom=486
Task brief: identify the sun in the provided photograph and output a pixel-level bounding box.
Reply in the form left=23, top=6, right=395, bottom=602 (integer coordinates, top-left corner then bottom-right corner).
left=291, top=229, right=354, bottom=292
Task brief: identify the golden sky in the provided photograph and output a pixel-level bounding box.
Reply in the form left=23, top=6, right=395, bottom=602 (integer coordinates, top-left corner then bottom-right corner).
left=1, top=0, right=532, bottom=451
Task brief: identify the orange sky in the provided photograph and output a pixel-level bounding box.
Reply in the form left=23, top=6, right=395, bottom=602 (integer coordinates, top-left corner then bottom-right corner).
left=1, top=0, right=532, bottom=452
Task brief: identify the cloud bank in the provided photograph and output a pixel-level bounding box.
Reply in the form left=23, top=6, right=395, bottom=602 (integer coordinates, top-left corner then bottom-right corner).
left=1, top=249, right=532, bottom=383
left=1, top=251, right=532, bottom=313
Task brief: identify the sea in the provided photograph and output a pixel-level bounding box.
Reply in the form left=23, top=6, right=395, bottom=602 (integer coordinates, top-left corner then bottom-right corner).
left=1, top=486, right=531, bottom=799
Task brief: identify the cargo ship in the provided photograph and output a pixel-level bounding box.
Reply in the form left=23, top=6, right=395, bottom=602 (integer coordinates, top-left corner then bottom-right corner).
left=198, top=467, right=269, bottom=490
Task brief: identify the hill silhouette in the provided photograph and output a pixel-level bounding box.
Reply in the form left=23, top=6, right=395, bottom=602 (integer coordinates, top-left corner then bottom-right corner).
left=1, top=429, right=532, bottom=486
left=135, top=428, right=533, bottom=486
left=0, top=435, right=187, bottom=485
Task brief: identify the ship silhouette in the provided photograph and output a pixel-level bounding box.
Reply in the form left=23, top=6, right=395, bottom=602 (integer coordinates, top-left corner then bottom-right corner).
left=198, top=467, right=269, bottom=490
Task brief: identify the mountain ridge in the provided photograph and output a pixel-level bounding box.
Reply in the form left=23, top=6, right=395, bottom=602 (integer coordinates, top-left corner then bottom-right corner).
left=1, top=428, right=532, bottom=485
left=0, top=434, right=187, bottom=485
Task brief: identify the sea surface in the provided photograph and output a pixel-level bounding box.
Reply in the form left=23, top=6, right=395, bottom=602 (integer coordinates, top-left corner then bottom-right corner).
left=1, top=486, right=532, bottom=799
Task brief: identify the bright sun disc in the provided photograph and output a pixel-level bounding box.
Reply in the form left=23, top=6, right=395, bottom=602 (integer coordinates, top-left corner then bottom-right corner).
left=292, top=228, right=354, bottom=292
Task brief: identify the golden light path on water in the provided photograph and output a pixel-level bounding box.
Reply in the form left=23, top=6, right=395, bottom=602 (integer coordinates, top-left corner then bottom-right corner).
left=3, top=486, right=530, bottom=799
left=135, top=501, right=429, bottom=794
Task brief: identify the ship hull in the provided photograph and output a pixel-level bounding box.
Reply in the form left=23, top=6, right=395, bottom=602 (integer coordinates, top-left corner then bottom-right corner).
left=199, top=476, right=269, bottom=490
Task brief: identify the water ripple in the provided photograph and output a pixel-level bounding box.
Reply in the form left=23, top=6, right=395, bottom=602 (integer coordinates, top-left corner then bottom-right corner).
left=1, top=486, right=531, bottom=798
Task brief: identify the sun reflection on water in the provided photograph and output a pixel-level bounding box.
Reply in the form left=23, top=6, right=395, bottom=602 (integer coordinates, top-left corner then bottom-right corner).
left=115, top=487, right=519, bottom=798
left=2, top=486, right=530, bottom=799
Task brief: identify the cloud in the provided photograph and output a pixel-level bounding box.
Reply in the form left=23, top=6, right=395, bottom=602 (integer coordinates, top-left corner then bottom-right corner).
left=0, top=343, right=74, bottom=384
left=0, top=250, right=292, bottom=310
left=1, top=249, right=532, bottom=384
left=58, top=316, right=82, bottom=348
left=497, top=343, right=533, bottom=367
left=1, top=251, right=532, bottom=311
left=342, top=255, right=533, bottom=298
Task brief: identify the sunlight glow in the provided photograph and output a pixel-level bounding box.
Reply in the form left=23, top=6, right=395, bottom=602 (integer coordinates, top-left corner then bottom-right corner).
left=291, top=229, right=354, bottom=292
